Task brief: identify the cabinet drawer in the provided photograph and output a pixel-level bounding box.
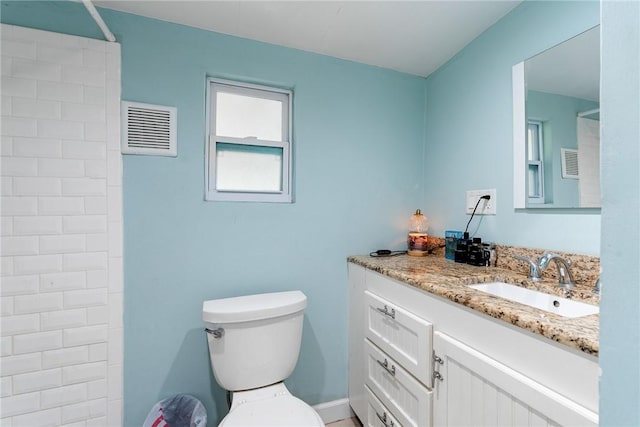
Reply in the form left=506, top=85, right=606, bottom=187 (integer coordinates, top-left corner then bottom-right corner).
left=366, top=385, right=403, bottom=427
left=365, top=290, right=433, bottom=386
left=365, top=339, right=432, bottom=427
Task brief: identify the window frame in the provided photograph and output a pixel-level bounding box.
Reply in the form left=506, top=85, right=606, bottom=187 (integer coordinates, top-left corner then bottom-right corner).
left=526, top=120, right=545, bottom=204
left=205, top=78, right=293, bottom=202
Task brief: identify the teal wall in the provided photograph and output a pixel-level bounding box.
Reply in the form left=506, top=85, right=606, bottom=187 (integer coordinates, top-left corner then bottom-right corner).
left=526, top=90, right=599, bottom=207
left=1, top=2, right=426, bottom=424
left=424, top=1, right=601, bottom=254
left=600, top=1, right=640, bottom=425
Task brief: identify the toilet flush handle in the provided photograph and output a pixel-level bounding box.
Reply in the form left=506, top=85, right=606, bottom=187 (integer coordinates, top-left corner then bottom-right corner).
left=205, top=327, right=225, bottom=339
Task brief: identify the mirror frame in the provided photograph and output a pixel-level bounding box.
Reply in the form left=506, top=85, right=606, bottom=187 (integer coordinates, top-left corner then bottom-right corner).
left=513, top=62, right=527, bottom=209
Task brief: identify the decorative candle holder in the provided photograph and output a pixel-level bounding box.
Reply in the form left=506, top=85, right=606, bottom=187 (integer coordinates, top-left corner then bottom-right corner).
left=407, top=209, right=429, bottom=257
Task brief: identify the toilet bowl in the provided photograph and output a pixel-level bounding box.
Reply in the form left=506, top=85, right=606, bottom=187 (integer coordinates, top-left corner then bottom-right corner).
left=203, top=291, right=324, bottom=427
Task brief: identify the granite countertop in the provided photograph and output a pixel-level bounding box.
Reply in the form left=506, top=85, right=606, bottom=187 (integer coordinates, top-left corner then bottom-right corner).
left=348, top=254, right=599, bottom=356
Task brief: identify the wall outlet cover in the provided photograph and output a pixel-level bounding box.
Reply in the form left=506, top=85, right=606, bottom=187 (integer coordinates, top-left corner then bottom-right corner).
left=466, top=189, right=496, bottom=215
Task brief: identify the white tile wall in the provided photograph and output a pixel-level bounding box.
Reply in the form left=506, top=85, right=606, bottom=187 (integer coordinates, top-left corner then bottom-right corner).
left=1, top=24, right=122, bottom=426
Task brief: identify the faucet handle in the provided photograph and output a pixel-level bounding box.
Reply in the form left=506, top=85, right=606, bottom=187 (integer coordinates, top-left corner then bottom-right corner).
left=593, top=276, right=601, bottom=296
left=514, top=255, right=542, bottom=281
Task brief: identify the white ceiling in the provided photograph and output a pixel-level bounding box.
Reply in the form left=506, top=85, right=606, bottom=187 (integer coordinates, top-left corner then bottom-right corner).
left=93, top=0, right=521, bottom=77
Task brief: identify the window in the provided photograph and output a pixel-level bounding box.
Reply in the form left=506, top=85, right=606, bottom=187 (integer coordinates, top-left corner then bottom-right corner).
left=526, top=120, right=545, bottom=203
left=206, top=79, right=292, bottom=202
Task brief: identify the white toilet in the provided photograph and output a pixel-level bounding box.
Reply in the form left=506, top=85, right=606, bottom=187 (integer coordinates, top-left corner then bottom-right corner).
left=202, top=290, right=324, bottom=427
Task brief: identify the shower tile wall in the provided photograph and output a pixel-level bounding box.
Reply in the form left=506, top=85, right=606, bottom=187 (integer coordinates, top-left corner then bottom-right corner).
left=0, top=24, right=123, bottom=426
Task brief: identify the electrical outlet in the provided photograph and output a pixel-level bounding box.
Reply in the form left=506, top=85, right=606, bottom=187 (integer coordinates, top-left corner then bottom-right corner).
left=466, top=189, right=496, bottom=215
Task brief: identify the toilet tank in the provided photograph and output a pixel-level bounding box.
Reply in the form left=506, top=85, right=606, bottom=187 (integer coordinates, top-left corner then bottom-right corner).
left=203, top=291, right=307, bottom=391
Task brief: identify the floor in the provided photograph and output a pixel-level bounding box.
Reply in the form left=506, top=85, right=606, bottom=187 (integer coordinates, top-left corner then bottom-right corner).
left=326, top=417, right=362, bottom=427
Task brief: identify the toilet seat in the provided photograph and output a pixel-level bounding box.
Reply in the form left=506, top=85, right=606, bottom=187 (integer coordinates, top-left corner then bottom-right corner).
left=219, top=383, right=324, bottom=427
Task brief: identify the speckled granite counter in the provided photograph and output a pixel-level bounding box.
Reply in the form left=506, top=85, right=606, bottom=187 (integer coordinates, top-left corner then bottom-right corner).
left=348, top=254, right=599, bottom=356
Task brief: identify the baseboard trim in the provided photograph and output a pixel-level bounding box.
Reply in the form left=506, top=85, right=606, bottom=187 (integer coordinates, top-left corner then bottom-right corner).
left=312, top=398, right=354, bottom=424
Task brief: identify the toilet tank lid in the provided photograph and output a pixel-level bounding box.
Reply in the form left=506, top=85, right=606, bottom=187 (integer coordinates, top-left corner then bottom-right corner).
left=203, top=290, right=307, bottom=324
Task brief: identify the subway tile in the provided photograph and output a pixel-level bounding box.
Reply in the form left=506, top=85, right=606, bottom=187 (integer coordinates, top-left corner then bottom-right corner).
left=13, top=216, right=62, bottom=235
left=37, top=80, right=82, bottom=103
left=1, top=54, right=12, bottom=79
left=2, top=196, right=38, bottom=216
left=40, top=271, right=86, bottom=293
left=1, top=296, right=14, bottom=316
left=41, top=308, right=87, bottom=331
left=63, top=325, right=107, bottom=347
left=86, top=379, right=106, bottom=400
left=12, top=137, right=62, bottom=158
left=108, top=257, right=123, bottom=293
left=85, top=233, right=107, bottom=252
left=61, top=66, right=105, bottom=87
left=41, top=383, right=87, bottom=409
left=107, top=224, right=122, bottom=257
left=61, top=400, right=91, bottom=424
left=82, top=49, right=106, bottom=69
left=1, top=256, right=14, bottom=276
left=106, top=151, right=121, bottom=186
left=82, top=86, right=106, bottom=106
left=0, top=236, right=38, bottom=256
left=1, top=157, right=37, bottom=177
left=62, top=361, right=106, bottom=385
left=1, top=135, right=12, bottom=156
left=107, top=293, right=122, bottom=328
left=38, top=158, right=85, bottom=177
left=62, top=141, right=106, bottom=160
left=39, top=234, right=86, bottom=254
left=88, top=342, right=107, bottom=361
left=62, top=103, right=105, bottom=123
left=11, top=407, right=61, bottom=427
left=84, top=160, right=107, bottom=178
left=106, top=187, right=121, bottom=221
left=63, top=252, right=108, bottom=272
left=62, top=215, right=107, bottom=234
left=1, top=76, right=36, bottom=98
left=0, top=376, right=11, bottom=397
left=0, top=336, right=12, bottom=356
left=0, top=391, right=40, bottom=418
left=1, top=177, right=13, bottom=196
left=1, top=95, right=12, bottom=117
left=37, top=119, right=84, bottom=140
left=83, top=122, right=107, bottom=143
left=61, top=178, right=106, bottom=196
left=107, top=328, right=122, bottom=366
left=1, top=116, right=37, bottom=137
left=0, top=275, right=39, bottom=296
left=89, top=398, right=107, bottom=419
left=86, top=270, right=107, bottom=289
left=14, top=292, right=63, bottom=314
left=12, top=97, right=61, bottom=120
left=1, top=217, right=13, bottom=236
left=64, top=288, right=107, bottom=309
left=13, top=177, right=61, bottom=196
left=87, top=416, right=108, bottom=427
left=1, top=352, right=41, bottom=376
left=87, top=305, right=108, bottom=325
left=83, top=197, right=106, bottom=215
left=11, top=58, right=62, bottom=81
left=37, top=45, right=83, bottom=66
left=12, top=368, right=62, bottom=394
left=1, top=39, right=36, bottom=60
left=38, top=197, right=84, bottom=216
left=13, top=330, right=62, bottom=354
left=0, top=313, right=39, bottom=336
left=42, top=346, right=88, bottom=369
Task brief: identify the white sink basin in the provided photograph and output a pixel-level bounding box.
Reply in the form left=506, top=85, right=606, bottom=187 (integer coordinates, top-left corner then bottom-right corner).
left=469, top=282, right=599, bottom=318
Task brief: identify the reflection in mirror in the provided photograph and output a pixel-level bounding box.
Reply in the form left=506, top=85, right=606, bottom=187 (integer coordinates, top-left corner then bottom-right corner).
left=513, top=26, right=600, bottom=209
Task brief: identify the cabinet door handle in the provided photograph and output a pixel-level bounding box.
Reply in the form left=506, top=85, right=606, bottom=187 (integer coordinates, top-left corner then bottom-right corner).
left=377, top=358, right=396, bottom=376
left=376, top=305, right=396, bottom=319
left=376, top=411, right=395, bottom=427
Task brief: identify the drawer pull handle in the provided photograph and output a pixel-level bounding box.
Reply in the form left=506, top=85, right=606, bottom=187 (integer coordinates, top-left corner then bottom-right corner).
left=376, top=305, right=396, bottom=319
left=376, top=411, right=395, bottom=427
left=377, top=358, right=396, bottom=376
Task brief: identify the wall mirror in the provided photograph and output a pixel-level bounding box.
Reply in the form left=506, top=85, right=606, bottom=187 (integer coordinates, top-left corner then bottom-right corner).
left=513, top=26, right=600, bottom=209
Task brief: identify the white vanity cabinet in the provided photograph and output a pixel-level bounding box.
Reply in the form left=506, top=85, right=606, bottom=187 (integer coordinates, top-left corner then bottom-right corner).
left=348, top=262, right=599, bottom=427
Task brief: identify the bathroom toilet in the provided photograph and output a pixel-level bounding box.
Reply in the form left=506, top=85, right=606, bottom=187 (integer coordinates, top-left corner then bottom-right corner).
left=203, top=290, right=324, bottom=427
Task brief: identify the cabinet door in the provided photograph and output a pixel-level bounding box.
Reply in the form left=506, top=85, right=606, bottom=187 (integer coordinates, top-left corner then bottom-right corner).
left=366, top=385, right=403, bottom=427
left=365, top=290, right=433, bottom=386
left=433, top=332, right=598, bottom=427
left=365, top=340, right=432, bottom=427
left=349, top=263, right=367, bottom=423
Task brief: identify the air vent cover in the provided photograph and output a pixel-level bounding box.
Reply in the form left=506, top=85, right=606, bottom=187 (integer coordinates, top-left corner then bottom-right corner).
left=121, top=101, right=177, bottom=156
left=561, top=148, right=579, bottom=179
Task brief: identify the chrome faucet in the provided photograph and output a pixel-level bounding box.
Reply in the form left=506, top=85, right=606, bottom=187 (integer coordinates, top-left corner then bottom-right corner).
left=514, top=255, right=542, bottom=281
left=537, top=252, right=575, bottom=288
